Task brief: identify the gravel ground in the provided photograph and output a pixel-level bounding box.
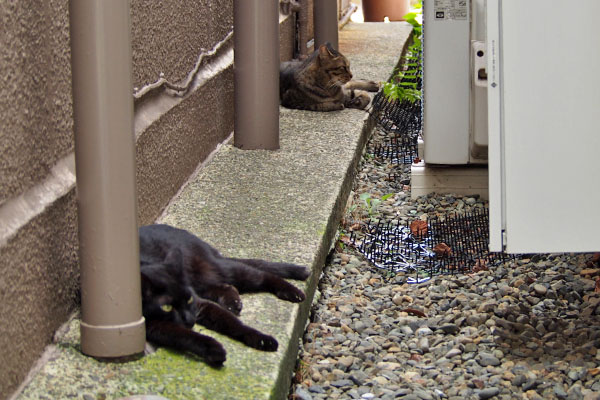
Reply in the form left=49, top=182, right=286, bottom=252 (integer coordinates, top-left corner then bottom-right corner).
left=289, top=125, right=600, bottom=400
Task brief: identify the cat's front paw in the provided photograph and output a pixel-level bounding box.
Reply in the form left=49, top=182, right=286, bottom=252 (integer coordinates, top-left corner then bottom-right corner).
left=188, top=332, right=227, bottom=367
left=220, top=291, right=243, bottom=316
left=293, top=266, right=311, bottom=281
left=346, top=92, right=371, bottom=110
left=364, top=80, right=380, bottom=92
left=207, top=284, right=243, bottom=315
left=203, top=344, right=227, bottom=368
left=245, top=331, right=278, bottom=351
left=225, top=298, right=243, bottom=316
left=276, top=286, right=306, bottom=303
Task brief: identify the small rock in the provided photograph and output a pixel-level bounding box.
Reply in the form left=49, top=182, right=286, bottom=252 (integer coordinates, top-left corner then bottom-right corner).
left=418, top=337, right=430, bottom=353
left=445, top=348, right=462, bottom=358
left=532, top=284, right=547, bottom=296
left=308, top=385, right=325, bottom=394
left=350, top=370, right=369, bottom=385
left=478, top=387, right=500, bottom=399
left=331, top=379, right=354, bottom=388
left=438, top=324, right=460, bottom=335
left=553, top=384, right=568, bottom=399
left=294, top=387, right=313, bottom=400
left=416, top=326, right=433, bottom=336
left=477, top=352, right=501, bottom=367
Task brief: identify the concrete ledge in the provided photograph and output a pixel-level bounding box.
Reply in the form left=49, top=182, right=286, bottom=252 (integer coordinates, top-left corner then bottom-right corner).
left=11, top=22, right=411, bottom=400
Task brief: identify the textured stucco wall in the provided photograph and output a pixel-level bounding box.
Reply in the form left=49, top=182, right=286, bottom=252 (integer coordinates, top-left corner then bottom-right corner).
left=0, top=192, right=79, bottom=398
left=136, top=66, right=235, bottom=225
left=130, top=0, right=233, bottom=90
left=0, top=1, right=77, bottom=397
left=0, top=0, right=73, bottom=205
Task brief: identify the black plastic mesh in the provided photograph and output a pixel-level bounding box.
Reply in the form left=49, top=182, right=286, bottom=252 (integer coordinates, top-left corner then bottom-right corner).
left=367, top=81, right=422, bottom=165
left=370, top=129, right=420, bottom=165
left=349, top=209, right=511, bottom=283
left=370, top=92, right=422, bottom=135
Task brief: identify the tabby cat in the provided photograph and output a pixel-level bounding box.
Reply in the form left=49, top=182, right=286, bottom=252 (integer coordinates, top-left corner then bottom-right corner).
left=139, top=224, right=310, bottom=367
left=280, top=42, right=379, bottom=111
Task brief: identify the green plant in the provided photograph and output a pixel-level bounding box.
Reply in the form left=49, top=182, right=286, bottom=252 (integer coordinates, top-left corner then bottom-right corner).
left=359, top=192, right=394, bottom=217
left=383, top=1, right=422, bottom=103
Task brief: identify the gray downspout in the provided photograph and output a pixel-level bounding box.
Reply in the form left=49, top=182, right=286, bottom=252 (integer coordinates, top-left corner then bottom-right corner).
left=70, top=0, right=146, bottom=358
left=314, top=0, right=339, bottom=50
left=234, top=0, right=280, bottom=150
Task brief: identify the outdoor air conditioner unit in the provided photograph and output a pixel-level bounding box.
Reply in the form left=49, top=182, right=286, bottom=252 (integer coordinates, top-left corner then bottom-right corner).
left=421, top=0, right=487, bottom=165
left=412, top=0, right=489, bottom=200
left=416, top=0, right=600, bottom=253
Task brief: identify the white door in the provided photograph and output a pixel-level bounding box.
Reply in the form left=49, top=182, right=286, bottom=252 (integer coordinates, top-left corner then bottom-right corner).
left=487, top=0, right=600, bottom=253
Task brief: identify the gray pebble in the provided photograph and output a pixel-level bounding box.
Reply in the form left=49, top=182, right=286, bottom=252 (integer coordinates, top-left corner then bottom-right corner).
left=477, top=352, right=501, bottom=367
left=478, top=387, right=500, bottom=399
left=294, top=387, right=313, bottom=400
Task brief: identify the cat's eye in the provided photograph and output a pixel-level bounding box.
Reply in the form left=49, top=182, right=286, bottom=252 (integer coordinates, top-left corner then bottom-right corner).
left=161, top=304, right=173, bottom=312
left=187, top=296, right=194, bottom=304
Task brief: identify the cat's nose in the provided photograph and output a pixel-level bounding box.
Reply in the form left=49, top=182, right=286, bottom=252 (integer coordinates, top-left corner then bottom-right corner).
left=184, top=311, right=197, bottom=327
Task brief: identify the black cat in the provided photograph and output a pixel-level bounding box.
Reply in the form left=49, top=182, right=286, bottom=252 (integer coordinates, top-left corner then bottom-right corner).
left=139, top=224, right=310, bottom=367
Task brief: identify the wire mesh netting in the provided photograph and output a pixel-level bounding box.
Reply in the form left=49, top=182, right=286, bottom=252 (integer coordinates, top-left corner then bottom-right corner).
left=368, top=93, right=421, bottom=165
left=349, top=209, right=511, bottom=283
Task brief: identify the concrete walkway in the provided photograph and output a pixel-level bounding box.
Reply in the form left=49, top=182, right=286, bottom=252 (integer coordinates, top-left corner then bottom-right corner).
left=12, top=22, right=411, bottom=400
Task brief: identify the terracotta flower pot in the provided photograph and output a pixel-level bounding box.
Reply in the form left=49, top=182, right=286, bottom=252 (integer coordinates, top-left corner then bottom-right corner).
left=362, top=0, right=411, bottom=22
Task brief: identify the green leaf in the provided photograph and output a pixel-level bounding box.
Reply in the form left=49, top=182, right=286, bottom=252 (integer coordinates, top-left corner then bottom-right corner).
left=381, top=193, right=394, bottom=201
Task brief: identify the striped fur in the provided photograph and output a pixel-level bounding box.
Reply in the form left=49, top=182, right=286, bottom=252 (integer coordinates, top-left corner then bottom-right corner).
left=280, top=43, right=379, bottom=111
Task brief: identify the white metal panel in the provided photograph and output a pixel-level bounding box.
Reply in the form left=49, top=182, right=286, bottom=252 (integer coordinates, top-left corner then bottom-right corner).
left=489, top=0, right=600, bottom=253
left=486, top=0, right=503, bottom=252
left=423, top=0, right=470, bottom=164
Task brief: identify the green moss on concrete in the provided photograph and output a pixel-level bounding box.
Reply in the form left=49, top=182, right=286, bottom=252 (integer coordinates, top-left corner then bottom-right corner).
left=17, top=310, right=293, bottom=400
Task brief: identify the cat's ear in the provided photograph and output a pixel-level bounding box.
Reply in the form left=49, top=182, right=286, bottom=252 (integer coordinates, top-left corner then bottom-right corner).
left=140, top=269, right=155, bottom=298
left=164, top=248, right=184, bottom=269
left=318, top=42, right=334, bottom=58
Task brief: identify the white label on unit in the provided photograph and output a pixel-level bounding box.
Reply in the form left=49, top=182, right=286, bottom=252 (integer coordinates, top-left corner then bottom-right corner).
left=434, top=0, right=467, bottom=20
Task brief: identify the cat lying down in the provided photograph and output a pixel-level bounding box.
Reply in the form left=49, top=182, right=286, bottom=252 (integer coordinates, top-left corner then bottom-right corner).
left=280, top=42, right=380, bottom=111
left=139, top=224, right=310, bottom=367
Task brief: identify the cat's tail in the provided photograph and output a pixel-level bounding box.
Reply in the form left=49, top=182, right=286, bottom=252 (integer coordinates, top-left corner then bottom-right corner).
left=229, top=258, right=311, bottom=280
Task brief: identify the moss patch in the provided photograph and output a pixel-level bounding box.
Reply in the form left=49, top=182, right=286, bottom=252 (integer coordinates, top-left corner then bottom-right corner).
left=17, top=316, right=286, bottom=400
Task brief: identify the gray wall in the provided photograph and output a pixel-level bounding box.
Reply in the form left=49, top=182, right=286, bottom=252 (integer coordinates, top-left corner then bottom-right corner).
left=0, top=0, right=350, bottom=397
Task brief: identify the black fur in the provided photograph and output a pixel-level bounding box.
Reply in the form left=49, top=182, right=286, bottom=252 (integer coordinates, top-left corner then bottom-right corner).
left=139, top=224, right=310, bottom=367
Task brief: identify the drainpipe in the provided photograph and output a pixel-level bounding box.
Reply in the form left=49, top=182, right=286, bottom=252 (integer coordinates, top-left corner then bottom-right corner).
left=314, top=0, right=339, bottom=50
left=234, top=0, right=280, bottom=150
left=70, top=0, right=146, bottom=358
